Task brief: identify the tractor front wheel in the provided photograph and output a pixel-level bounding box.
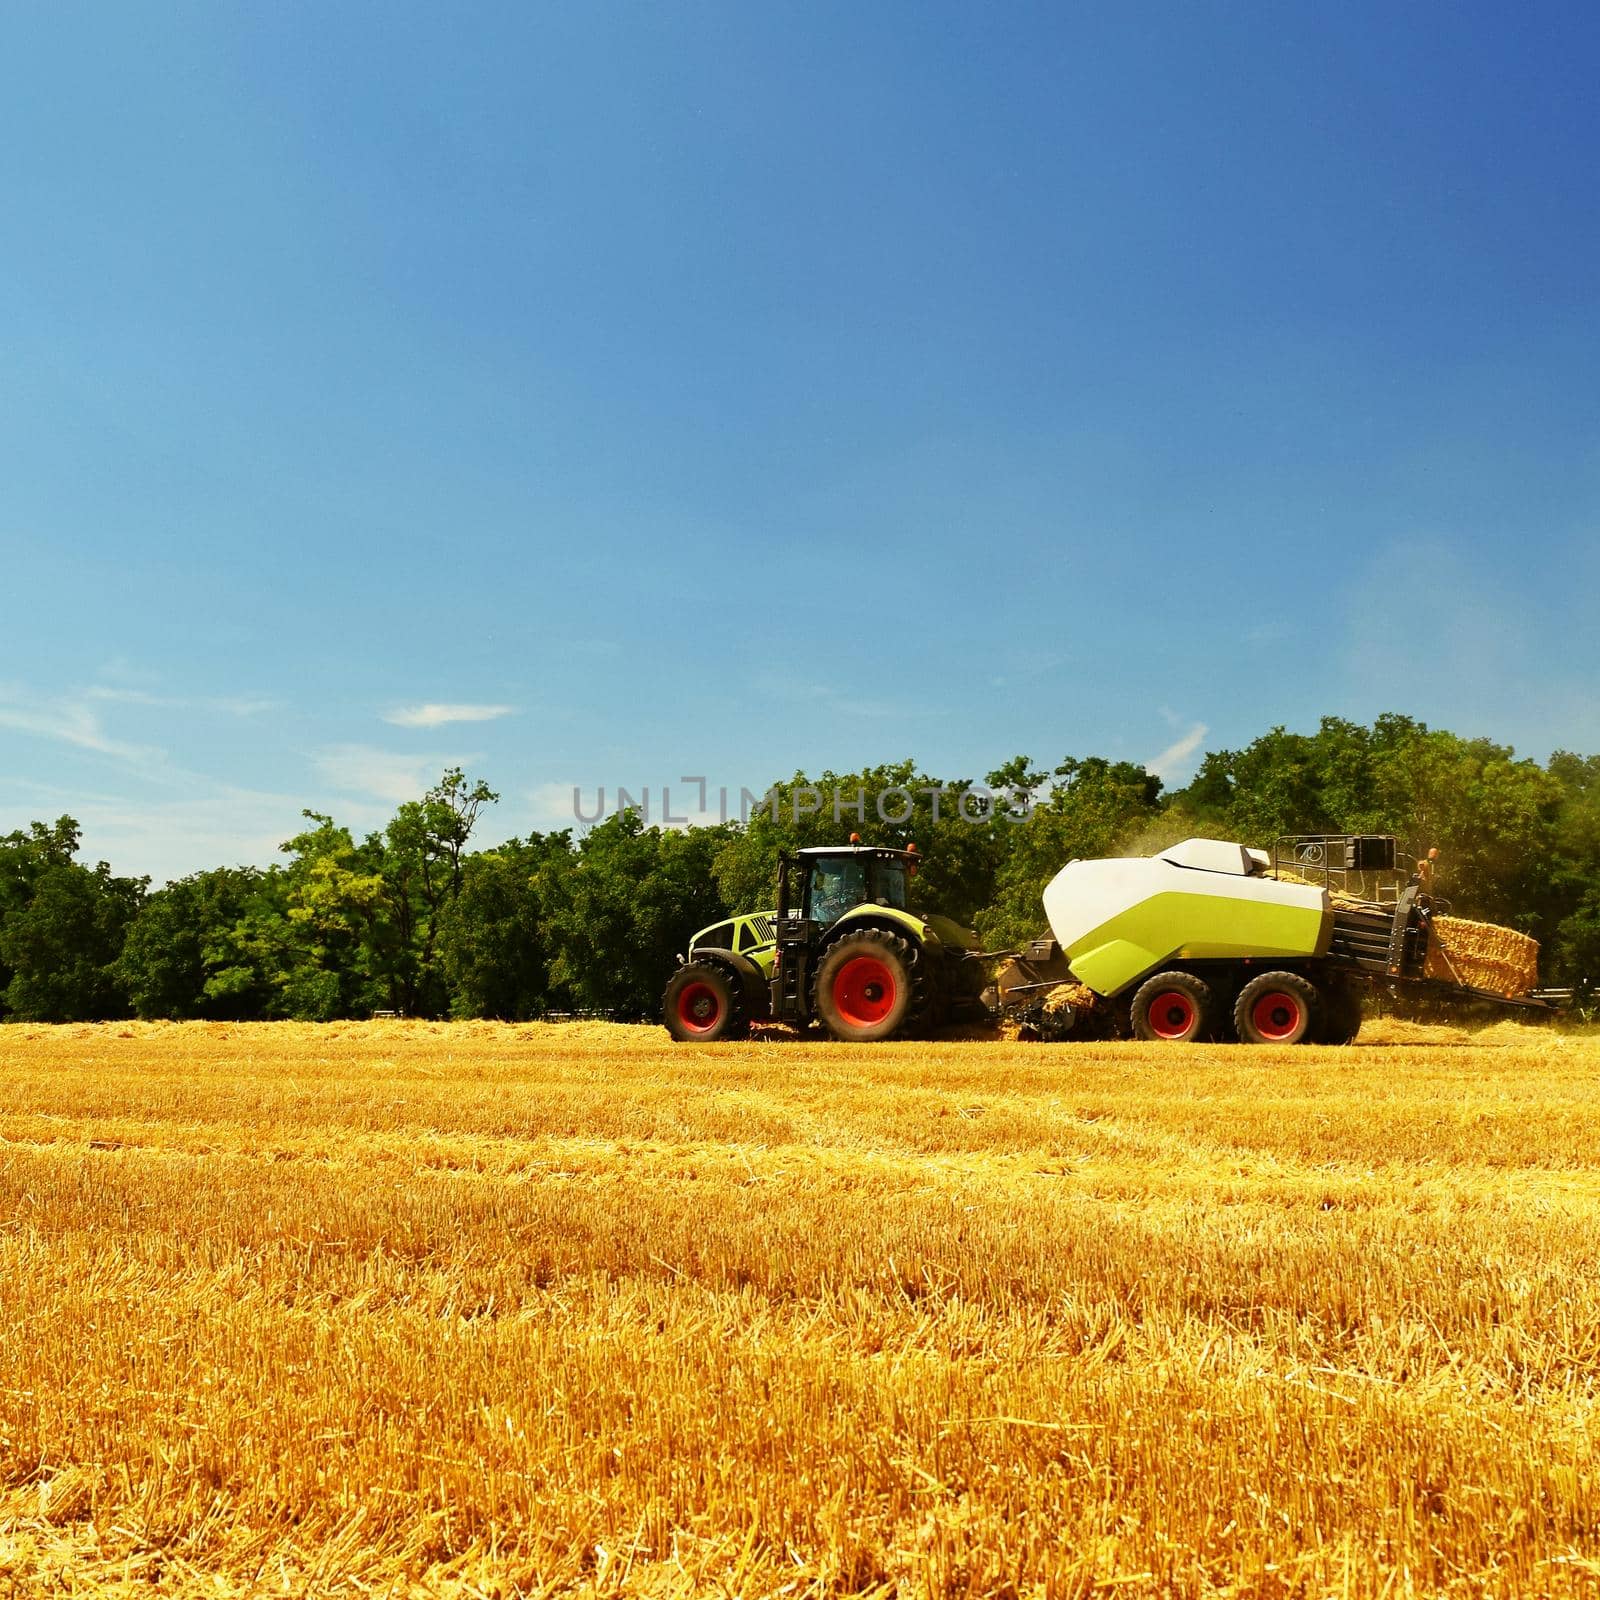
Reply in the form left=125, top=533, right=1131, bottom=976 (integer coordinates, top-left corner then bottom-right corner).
left=1130, top=971, right=1218, bottom=1043
left=662, top=962, right=748, bottom=1042
left=813, top=930, right=915, bottom=1042
left=1234, top=971, right=1320, bottom=1046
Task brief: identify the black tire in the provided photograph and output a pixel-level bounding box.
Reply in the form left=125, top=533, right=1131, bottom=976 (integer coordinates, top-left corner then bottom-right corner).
left=1130, top=971, right=1218, bottom=1043
left=812, top=929, right=915, bottom=1042
left=1320, top=976, right=1364, bottom=1045
left=662, top=962, right=748, bottom=1042
left=1234, top=970, right=1321, bottom=1046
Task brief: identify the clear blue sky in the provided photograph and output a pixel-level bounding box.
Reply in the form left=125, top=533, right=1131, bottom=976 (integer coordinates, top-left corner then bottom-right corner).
left=3, top=2, right=1597, bottom=881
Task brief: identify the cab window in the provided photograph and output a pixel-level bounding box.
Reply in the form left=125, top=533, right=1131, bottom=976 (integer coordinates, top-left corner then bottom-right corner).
left=872, top=861, right=908, bottom=909
left=806, top=858, right=866, bottom=923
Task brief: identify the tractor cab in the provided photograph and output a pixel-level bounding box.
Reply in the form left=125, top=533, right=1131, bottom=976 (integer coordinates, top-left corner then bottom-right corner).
left=785, top=845, right=915, bottom=927
left=767, top=844, right=932, bottom=1036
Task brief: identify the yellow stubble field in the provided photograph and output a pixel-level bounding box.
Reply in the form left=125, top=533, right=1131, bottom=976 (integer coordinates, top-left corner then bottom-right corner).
left=1, top=1018, right=1599, bottom=1598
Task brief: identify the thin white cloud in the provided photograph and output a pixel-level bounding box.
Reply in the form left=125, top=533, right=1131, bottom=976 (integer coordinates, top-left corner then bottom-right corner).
left=0, top=684, right=162, bottom=766
left=527, top=781, right=585, bottom=831
left=213, top=696, right=282, bottom=718
left=313, top=744, right=468, bottom=804
left=84, top=686, right=280, bottom=716
left=83, top=686, right=167, bottom=706
left=989, top=650, right=1070, bottom=691
left=0, top=777, right=314, bottom=886
left=750, top=676, right=931, bottom=721
left=382, top=702, right=517, bottom=728
left=1146, top=722, right=1209, bottom=783
left=94, top=655, right=163, bottom=688
left=1340, top=537, right=1544, bottom=727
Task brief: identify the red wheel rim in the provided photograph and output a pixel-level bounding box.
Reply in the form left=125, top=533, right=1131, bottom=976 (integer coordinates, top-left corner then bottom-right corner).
left=832, top=956, right=897, bottom=1028
left=677, top=981, right=722, bottom=1035
left=1147, top=989, right=1197, bottom=1040
left=1251, top=991, right=1303, bottom=1041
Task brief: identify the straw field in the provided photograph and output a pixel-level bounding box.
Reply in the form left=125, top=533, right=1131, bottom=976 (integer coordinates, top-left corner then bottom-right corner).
left=2, top=1018, right=1599, bottom=1597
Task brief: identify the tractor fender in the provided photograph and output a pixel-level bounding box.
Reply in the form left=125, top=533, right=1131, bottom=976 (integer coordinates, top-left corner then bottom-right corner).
left=826, top=907, right=938, bottom=947
left=686, top=947, right=771, bottom=1020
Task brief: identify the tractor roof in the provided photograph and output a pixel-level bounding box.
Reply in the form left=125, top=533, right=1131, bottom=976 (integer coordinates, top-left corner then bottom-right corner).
left=795, top=844, right=917, bottom=860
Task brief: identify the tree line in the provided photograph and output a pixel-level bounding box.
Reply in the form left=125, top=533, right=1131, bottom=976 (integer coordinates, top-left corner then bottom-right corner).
left=2, top=714, right=1596, bottom=1024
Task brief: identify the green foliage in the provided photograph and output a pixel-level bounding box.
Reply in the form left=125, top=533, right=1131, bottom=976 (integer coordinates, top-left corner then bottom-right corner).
left=981, top=758, right=1163, bottom=948
left=0, top=817, right=83, bottom=1009
left=710, top=761, right=1013, bottom=928
left=278, top=812, right=386, bottom=1018
left=117, top=866, right=281, bottom=1020
left=375, top=769, right=501, bottom=1015
left=539, top=812, right=734, bottom=1019
left=1171, top=715, right=1570, bottom=938
left=1548, top=752, right=1600, bottom=987
left=439, top=833, right=570, bottom=1020
left=0, top=855, right=144, bottom=1022
left=5, top=716, right=1600, bottom=1020
left=267, top=769, right=501, bottom=1019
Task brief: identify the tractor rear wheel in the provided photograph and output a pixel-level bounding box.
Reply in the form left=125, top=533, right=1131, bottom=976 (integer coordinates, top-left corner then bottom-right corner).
left=1234, top=971, right=1320, bottom=1046
left=1130, top=971, right=1218, bottom=1043
left=813, top=930, right=915, bottom=1042
left=662, top=962, right=748, bottom=1042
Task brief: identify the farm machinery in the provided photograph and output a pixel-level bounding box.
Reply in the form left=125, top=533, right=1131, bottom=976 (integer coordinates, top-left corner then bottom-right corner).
left=663, top=833, right=1568, bottom=1044
left=662, top=841, right=989, bottom=1043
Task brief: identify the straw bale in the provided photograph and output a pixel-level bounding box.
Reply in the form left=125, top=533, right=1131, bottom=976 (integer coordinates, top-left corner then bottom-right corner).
left=1425, top=916, right=1539, bottom=997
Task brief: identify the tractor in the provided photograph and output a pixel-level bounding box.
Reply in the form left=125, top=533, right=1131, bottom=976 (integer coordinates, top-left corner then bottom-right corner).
left=662, top=841, right=986, bottom=1042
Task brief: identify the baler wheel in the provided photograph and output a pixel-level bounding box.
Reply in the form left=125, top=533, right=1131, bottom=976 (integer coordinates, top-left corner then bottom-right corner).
left=1234, top=971, right=1320, bottom=1046
left=1130, top=971, right=1218, bottom=1043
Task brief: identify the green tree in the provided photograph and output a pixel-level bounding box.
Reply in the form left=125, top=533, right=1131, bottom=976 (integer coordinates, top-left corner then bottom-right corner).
left=1170, top=714, right=1578, bottom=963
left=374, top=768, right=499, bottom=1015
left=439, top=832, right=571, bottom=1019
left=981, top=757, right=1163, bottom=947
left=117, top=866, right=283, bottom=1020
left=0, top=858, right=144, bottom=1022
left=0, top=816, right=82, bottom=1014
left=539, top=812, right=733, bottom=1018
left=278, top=812, right=386, bottom=1019
left=1363, top=721, right=1562, bottom=928
left=1546, top=751, right=1600, bottom=986
left=710, top=760, right=1015, bottom=928
left=270, top=771, right=498, bottom=1019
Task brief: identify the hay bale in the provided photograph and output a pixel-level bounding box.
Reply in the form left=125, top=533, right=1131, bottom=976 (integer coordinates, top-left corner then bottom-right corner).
left=1425, top=916, right=1539, bottom=998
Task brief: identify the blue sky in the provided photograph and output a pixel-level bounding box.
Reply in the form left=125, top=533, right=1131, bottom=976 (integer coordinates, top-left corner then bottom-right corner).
left=3, top=1, right=1597, bottom=882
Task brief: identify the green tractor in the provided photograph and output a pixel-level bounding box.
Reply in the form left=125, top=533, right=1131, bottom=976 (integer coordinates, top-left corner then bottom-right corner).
left=662, top=842, right=986, bottom=1042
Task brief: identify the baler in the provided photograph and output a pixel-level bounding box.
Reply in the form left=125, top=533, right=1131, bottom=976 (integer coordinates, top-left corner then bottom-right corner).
left=999, top=833, right=1567, bottom=1044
